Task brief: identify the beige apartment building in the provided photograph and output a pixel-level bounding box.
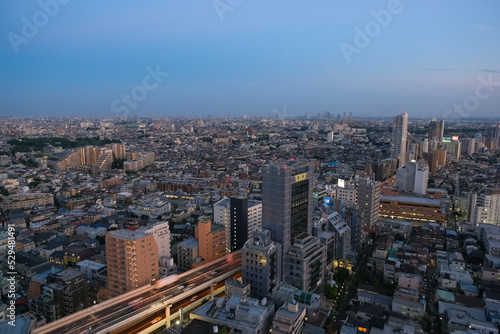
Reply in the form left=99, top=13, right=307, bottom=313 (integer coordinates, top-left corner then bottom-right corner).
left=106, top=229, right=159, bottom=297
left=2, top=192, right=54, bottom=210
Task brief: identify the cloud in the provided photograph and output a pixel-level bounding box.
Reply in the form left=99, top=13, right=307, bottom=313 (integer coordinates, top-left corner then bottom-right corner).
left=478, top=69, right=500, bottom=73
left=472, top=24, right=495, bottom=31
left=427, top=68, right=453, bottom=72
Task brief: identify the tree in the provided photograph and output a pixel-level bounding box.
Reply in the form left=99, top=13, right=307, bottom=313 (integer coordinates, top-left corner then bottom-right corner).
left=356, top=270, right=379, bottom=287
left=28, top=181, right=40, bottom=189
left=333, top=267, right=351, bottom=284
left=0, top=186, right=8, bottom=196
left=111, top=158, right=126, bottom=169
left=140, top=214, right=149, bottom=220
left=324, top=284, right=336, bottom=300
left=96, top=235, right=106, bottom=245
left=394, top=233, right=405, bottom=242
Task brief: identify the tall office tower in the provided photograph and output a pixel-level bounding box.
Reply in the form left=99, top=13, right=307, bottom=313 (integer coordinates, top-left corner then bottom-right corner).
left=428, top=119, right=445, bottom=142
left=106, top=229, right=159, bottom=297
left=395, top=160, right=429, bottom=195
left=214, top=197, right=262, bottom=253
left=262, top=160, right=314, bottom=254
left=391, top=113, right=408, bottom=166
left=242, top=229, right=282, bottom=299
left=357, top=177, right=381, bottom=231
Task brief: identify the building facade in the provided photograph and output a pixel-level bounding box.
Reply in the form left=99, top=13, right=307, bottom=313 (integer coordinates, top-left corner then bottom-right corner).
left=262, top=160, right=314, bottom=254
left=242, top=229, right=282, bottom=299
left=283, top=233, right=325, bottom=292
left=392, top=113, right=408, bottom=166
left=105, top=229, right=159, bottom=297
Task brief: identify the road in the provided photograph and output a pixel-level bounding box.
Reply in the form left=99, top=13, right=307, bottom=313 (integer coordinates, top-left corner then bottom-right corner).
left=33, top=252, right=242, bottom=334
left=114, top=273, right=241, bottom=334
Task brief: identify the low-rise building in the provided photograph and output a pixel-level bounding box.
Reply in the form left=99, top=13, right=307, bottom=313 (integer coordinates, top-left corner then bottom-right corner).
left=190, top=295, right=275, bottom=334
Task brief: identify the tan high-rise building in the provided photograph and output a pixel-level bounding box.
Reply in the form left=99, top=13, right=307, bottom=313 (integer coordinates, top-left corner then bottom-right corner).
left=106, top=229, right=159, bottom=297
left=195, top=218, right=226, bottom=263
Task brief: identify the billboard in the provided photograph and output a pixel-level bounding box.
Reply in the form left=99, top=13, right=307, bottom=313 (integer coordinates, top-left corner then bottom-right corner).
left=338, top=179, right=345, bottom=188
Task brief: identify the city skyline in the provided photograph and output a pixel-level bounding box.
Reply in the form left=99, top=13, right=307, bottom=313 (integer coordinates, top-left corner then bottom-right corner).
left=1, top=1, right=500, bottom=118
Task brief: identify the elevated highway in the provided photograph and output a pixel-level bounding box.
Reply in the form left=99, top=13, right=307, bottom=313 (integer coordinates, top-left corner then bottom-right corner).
left=33, top=251, right=242, bottom=334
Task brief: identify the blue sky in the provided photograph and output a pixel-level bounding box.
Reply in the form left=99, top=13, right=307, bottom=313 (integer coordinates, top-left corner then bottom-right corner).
left=1, top=0, right=500, bottom=119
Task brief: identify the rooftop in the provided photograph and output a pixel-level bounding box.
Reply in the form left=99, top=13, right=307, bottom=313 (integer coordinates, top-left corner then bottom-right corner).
left=380, top=195, right=441, bottom=206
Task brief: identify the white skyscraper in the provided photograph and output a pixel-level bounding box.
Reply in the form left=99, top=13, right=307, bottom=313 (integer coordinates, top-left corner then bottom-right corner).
left=392, top=113, right=408, bottom=166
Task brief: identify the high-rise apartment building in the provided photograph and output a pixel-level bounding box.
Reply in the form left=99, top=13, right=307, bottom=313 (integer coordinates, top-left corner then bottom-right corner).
left=392, top=113, right=408, bottom=166
left=262, top=160, right=314, bottom=254
left=242, top=229, right=282, bottom=299
left=357, top=177, right=381, bottom=230
left=106, top=229, right=159, bottom=297
left=395, top=160, right=429, bottom=195
left=105, top=143, right=126, bottom=159
left=428, top=119, right=444, bottom=142
left=423, top=151, right=438, bottom=175
left=471, top=189, right=500, bottom=225
left=138, top=221, right=174, bottom=277
left=195, top=218, right=226, bottom=263
left=138, top=221, right=171, bottom=259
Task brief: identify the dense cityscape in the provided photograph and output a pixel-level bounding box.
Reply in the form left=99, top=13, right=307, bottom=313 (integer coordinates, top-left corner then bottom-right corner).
left=0, top=114, right=499, bottom=334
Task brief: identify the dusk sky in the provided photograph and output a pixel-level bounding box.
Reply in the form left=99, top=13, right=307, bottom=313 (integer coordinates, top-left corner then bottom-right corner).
left=1, top=1, right=500, bottom=119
